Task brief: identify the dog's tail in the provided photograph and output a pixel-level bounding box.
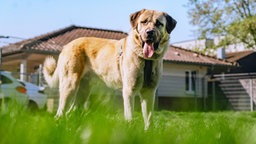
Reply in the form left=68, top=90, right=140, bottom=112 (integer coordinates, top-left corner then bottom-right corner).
left=43, top=56, right=59, bottom=88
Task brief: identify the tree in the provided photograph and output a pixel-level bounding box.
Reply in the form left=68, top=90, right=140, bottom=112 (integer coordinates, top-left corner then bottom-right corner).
left=187, top=0, right=256, bottom=51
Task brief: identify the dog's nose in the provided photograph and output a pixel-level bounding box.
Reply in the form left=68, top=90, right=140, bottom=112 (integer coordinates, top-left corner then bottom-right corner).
left=146, top=29, right=154, bottom=36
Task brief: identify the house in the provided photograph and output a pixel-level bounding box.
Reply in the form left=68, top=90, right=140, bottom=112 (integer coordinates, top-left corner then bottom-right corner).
left=157, top=46, right=234, bottom=111
left=172, top=38, right=256, bottom=111
left=0, top=25, right=234, bottom=111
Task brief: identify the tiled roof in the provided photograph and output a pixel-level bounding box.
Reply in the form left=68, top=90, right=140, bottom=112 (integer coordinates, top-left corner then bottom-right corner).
left=1, top=25, right=128, bottom=56
left=164, top=45, right=234, bottom=66
left=1, top=25, right=234, bottom=67
left=225, top=50, right=255, bottom=62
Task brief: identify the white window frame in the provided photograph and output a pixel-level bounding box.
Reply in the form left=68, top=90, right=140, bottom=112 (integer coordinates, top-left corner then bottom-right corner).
left=185, top=70, right=197, bottom=94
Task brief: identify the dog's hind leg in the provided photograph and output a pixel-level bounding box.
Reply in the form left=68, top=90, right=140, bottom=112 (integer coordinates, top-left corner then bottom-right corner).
left=55, top=48, right=87, bottom=117
left=56, top=75, right=81, bottom=117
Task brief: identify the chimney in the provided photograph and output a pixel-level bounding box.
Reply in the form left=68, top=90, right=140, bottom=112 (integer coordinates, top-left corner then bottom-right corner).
left=217, top=48, right=225, bottom=59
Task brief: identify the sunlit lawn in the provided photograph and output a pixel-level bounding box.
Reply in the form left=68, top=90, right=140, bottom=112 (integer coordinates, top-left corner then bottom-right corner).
left=1, top=100, right=256, bottom=144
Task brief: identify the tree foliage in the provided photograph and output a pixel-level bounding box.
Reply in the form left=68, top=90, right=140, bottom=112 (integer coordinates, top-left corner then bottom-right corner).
left=187, top=0, right=256, bottom=49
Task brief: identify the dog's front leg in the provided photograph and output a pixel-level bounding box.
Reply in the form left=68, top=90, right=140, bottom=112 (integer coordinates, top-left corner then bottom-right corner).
left=122, top=87, right=135, bottom=121
left=140, top=88, right=156, bottom=130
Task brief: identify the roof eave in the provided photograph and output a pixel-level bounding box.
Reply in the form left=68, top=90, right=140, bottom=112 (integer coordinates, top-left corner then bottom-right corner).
left=2, top=49, right=60, bottom=57
left=164, top=60, right=236, bottom=67
left=26, top=49, right=60, bottom=55
left=2, top=50, right=23, bottom=57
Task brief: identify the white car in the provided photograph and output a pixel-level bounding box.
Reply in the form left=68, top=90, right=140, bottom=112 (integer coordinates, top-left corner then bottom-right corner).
left=0, top=71, right=29, bottom=107
left=18, top=81, right=47, bottom=110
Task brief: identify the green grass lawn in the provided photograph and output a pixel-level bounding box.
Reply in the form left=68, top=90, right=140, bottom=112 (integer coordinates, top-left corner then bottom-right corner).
left=1, top=102, right=256, bottom=144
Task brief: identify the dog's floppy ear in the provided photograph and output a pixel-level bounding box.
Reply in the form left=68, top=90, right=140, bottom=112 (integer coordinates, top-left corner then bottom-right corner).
left=130, top=9, right=146, bottom=29
left=165, top=13, right=177, bottom=34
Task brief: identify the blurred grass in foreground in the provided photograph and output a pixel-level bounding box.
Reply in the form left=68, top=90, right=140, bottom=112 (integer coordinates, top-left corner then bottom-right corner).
left=1, top=100, right=256, bottom=144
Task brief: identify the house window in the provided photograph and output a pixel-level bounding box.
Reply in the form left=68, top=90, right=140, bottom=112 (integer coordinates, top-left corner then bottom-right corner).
left=185, top=71, right=197, bottom=92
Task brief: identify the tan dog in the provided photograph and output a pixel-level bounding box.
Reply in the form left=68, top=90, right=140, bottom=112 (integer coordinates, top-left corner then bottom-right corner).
left=43, top=9, right=176, bottom=129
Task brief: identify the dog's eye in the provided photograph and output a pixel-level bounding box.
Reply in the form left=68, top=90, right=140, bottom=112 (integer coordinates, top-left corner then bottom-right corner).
left=141, top=20, right=147, bottom=24
left=155, top=20, right=163, bottom=27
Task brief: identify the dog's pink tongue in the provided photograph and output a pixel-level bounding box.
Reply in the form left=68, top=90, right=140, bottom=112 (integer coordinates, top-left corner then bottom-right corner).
left=143, top=43, right=154, bottom=58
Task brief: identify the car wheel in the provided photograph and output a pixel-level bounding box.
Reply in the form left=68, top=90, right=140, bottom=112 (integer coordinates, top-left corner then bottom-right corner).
left=28, top=100, right=39, bottom=111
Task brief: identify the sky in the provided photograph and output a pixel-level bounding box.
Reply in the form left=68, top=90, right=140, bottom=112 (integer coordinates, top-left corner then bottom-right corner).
left=0, top=0, right=197, bottom=46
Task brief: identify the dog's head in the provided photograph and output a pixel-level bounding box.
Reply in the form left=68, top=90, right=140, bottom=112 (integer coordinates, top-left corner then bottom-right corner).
left=130, top=9, right=176, bottom=59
